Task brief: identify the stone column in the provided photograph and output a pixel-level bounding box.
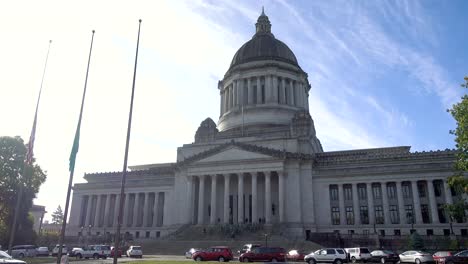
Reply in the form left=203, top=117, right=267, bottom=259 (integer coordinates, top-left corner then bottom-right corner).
left=238, top=173, right=244, bottom=223
left=247, top=78, right=253, bottom=105
left=278, top=171, right=285, bottom=223
left=265, top=75, right=272, bottom=103
left=281, top=78, right=286, bottom=104
left=366, top=183, right=375, bottom=225
left=123, top=193, right=130, bottom=227
left=198, top=175, right=205, bottom=225
left=94, top=195, right=102, bottom=227
left=338, top=184, right=346, bottom=225
left=223, top=174, right=230, bottom=224
left=304, top=84, right=310, bottom=110
left=256, top=77, right=262, bottom=104
left=153, top=192, right=160, bottom=227
left=238, top=80, right=243, bottom=106
left=103, top=194, right=111, bottom=227
left=132, top=193, right=139, bottom=227
left=396, top=181, right=406, bottom=224
left=352, top=183, right=361, bottom=225
left=444, top=180, right=453, bottom=205
left=289, top=80, right=295, bottom=105
left=381, top=182, right=391, bottom=224
left=113, top=194, right=121, bottom=227
left=84, top=195, right=92, bottom=227
left=265, top=172, right=272, bottom=224
left=411, top=181, right=423, bottom=224
left=142, top=192, right=150, bottom=227
left=272, top=75, right=278, bottom=103
left=210, top=175, right=217, bottom=224
left=223, top=88, right=228, bottom=113
left=252, top=173, right=258, bottom=223
left=427, top=180, right=440, bottom=224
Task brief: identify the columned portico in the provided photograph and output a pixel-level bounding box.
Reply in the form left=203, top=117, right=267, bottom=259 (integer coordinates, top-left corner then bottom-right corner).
left=198, top=175, right=205, bottom=225
left=223, top=174, right=230, bottom=224
left=237, top=173, right=244, bottom=223
left=265, top=172, right=272, bottom=224
left=210, top=175, right=217, bottom=224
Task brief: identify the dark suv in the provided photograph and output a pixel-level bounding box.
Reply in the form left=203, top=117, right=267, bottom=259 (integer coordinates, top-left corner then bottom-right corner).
left=239, top=247, right=287, bottom=262
left=192, top=246, right=233, bottom=262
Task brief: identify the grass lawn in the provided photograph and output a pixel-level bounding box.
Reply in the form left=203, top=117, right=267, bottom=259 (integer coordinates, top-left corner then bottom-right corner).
left=23, top=258, right=57, bottom=264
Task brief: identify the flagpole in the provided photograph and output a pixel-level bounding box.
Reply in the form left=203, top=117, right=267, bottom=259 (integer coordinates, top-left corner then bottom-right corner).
left=8, top=40, right=52, bottom=256
left=56, top=30, right=95, bottom=264
left=113, top=19, right=142, bottom=264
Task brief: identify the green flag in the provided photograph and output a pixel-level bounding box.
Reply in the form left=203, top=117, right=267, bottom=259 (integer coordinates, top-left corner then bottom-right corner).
left=69, top=120, right=81, bottom=172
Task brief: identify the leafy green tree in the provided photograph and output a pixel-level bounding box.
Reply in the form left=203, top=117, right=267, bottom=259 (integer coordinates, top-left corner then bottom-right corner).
left=51, top=205, right=63, bottom=225
left=446, top=77, right=468, bottom=224
left=0, top=136, right=47, bottom=246
left=407, top=232, right=424, bottom=250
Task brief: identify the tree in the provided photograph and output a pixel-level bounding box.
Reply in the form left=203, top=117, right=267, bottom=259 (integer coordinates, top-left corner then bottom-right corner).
left=407, top=232, right=424, bottom=250
left=0, top=136, right=47, bottom=246
left=51, top=205, right=64, bottom=225
left=446, top=77, right=468, bottom=224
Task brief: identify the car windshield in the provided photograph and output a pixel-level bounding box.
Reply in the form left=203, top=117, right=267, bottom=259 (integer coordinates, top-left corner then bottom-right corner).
left=132, top=247, right=141, bottom=250
left=0, top=251, right=12, bottom=259
left=383, top=250, right=395, bottom=254
left=360, top=248, right=370, bottom=253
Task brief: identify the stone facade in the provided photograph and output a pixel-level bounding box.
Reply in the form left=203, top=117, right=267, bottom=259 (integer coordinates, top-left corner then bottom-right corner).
left=67, top=11, right=467, bottom=239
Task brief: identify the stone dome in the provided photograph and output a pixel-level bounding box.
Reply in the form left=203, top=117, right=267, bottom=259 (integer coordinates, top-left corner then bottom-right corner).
left=229, top=8, right=299, bottom=69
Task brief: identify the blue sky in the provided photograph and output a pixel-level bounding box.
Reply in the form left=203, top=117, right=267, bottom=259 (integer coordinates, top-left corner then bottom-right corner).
left=0, top=0, right=467, bottom=219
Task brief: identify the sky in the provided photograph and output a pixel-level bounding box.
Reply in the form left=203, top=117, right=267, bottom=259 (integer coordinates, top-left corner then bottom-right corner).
left=1, top=0, right=467, bottom=221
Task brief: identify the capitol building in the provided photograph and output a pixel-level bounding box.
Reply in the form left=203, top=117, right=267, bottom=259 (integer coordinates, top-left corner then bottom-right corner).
left=67, top=11, right=466, bottom=239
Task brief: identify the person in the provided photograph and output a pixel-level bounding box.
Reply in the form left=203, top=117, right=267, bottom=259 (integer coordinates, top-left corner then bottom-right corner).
left=60, top=254, right=69, bottom=264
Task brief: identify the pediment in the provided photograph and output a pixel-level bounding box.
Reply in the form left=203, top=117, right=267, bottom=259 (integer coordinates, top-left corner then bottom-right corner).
left=194, top=146, right=273, bottom=163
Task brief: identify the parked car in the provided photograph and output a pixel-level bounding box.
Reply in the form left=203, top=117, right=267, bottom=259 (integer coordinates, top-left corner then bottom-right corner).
left=10, top=245, right=37, bottom=258
left=239, top=247, right=287, bottom=262
left=127, top=245, right=143, bottom=258
left=192, top=246, right=233, bottom=262
left=238, top=244, right=261, bottom=254
left=110, top=247, right=122, bottom=258
left=68, top=247, right=84, bottom=258
left=0, top=250, right=27, bottom=264
left=51, top=244, right=68, bottom=257
left=441, top=250, right=468, bottom=264
left=345, top=248, right=371, bottom=263
left=286, top=249, right=307, bottom=261
left=433, top=251, right=453, bottom=264
left=36, top=246, right=49, bottom=257
left=399, top=251, right=434, bottom=264
left=304, top=248, right=349, bottom=264
left=76, top=245, right=111, bottom=259
left=185, top=248, right=201, bottom=259
left=370, top=250, right=400, bottom=264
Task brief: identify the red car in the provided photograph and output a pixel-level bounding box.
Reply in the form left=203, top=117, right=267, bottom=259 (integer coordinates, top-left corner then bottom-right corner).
left=239, top=247, right=287, bottom=262
left=433, top=251, right=453, bottom=263
left=287, top=249, right=307, bottom=261
left=192, top=246, right=233, bottom=262
left=110, top=247, right=122, bottom=258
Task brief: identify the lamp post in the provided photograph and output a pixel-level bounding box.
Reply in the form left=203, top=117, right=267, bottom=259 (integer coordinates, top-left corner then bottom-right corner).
left=264, top=233, right=268, bottom=247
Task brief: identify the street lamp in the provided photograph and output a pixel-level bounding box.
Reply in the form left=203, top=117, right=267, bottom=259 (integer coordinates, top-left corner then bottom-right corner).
left=264, top=233, right=268, bottom=247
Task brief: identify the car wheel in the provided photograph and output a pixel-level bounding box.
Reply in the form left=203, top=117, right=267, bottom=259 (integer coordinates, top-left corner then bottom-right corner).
left=18, top=253, right=25, bottom=258
left=308, top=259, right=317, bottom=264
left=195, top=256, right=203, bottom=261
left=352, top=257, right=357, bottom=263
left=93, top=253, right=99, bottom=259
left=447, top=261, right=454, bottom=264
left=76, top=253, right=82, bottom=259
left=415, top=259, right=421, bottom=264
left=271, top=258, right=278, bottom=262
left=242, top=257, right=250, bottom=262
left=381, top=257, right=386, bottom=264
left=335, top=259, right=343, bottom=264
left=219, top=256, right=225, bottom=262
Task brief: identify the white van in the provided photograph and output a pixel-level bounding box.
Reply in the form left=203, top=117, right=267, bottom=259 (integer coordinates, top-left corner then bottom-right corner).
left=345, top=248, right=371, bottom=263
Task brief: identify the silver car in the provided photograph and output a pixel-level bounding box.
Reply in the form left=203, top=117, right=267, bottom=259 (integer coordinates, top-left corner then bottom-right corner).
left=399, top=251, right=434, bottom=264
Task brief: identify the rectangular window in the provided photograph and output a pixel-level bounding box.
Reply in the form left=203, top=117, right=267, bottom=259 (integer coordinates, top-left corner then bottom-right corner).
left=373, top=185, right=382, bottom=199
left=330, top=185, right=338, bottom=201
left=346, top=206, right=354, bottom=225
left=402, top=184, right=411, bottom=198
left=418, top=182, right=426, bottom=198
left=375, top=206, right=384, bottom=224
left=394, top=229, right=401, bottom=236
left=405, top=204, right=414, bottom=224
left=443, top=229, right=450, bottom=236
left=358, top=185, right=367, bottom=200
left=434, top=181, right=442, bottom=197
left=348, top=230, right=355, bottom=235
left=344, top=185, right=353, bottom=200
left=360, top=206, right=369, bottom=224
left=390, top=205, right=399, bottom=224
left=426, top=229, right=434, bottom=236
left=421, top=204, right=430, bottom=223
left=438, top=204, right=447, bottom=223
left=387, top=184, right=397, bottom=199
left=332, top=207, right=340, bottom=225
